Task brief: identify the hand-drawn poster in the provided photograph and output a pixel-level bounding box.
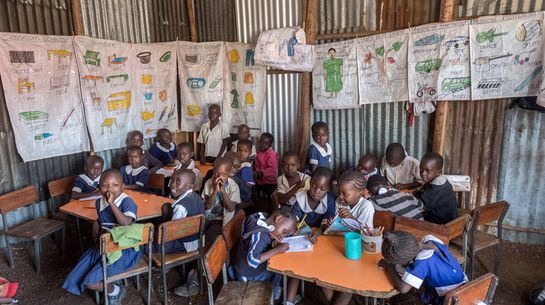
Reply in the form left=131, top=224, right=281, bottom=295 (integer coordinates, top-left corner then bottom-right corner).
left=74, top=36, right=137, bottom=152
left=254, top=26, right=313, bottom=72
left=355, top=29, right=409, bottom=104
left=409, top=21, right=471, bottom=104
left=470, top=12, right=544, bottom=100
left=0, top=33, right=89, bottom=162
left=131, top=42, right=177, bottom=139
left=225, top=42, right=266, bottom=135
left=177, top=41, right=227, bottom=131
left=312, top=40, right=359, bottom=109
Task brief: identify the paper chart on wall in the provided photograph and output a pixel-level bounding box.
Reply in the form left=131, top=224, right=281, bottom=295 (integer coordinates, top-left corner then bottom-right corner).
left=355, top=29, right=409, bottom=104
left=312, top=40, right=359, bottom=110
left=177, top=41, right=227, bottom=131
left=225, top=42, right=266, bottom=135
left=470, top=12, right=544, bottom=100
left=0, top=33, right=89, bottom=162
left=74, top=35, right=137, bottom=152
left=254, top=26, right=313, bottom=72
left=131, top=42, right=178, bottom=139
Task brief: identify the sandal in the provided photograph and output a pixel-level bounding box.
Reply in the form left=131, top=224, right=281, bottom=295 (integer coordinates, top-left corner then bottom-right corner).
left=173, top=280, right=200, bottom=297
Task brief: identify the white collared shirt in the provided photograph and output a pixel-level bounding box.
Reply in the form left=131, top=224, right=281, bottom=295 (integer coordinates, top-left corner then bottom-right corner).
left=197, top=119, right=230, bottom=157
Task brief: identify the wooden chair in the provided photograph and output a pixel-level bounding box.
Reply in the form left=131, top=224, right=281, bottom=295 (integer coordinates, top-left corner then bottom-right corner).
left=0, top=186, right=66, bottom=273
left=446, top=214, right=471, bottom=271
left=203, top=235, right=273, bottom=305
left=153, top=215, right=205, bottom=305
left=223, top=210, right=245, bottom=251
left=393, top=216, right=450, bottom=244
left=149, top=173, right=165, bottom=196
left=444, top=175, right=471, bottom=214
left=100, top=223, right=154, bottom=305
left=443, top=273, right=498, bottom=305
left=373, top=211, right=395, bottom=233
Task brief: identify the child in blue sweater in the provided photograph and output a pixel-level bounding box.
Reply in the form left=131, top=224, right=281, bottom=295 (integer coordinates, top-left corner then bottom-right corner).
left=121, top=146, right=149, bottom=192
left=149, top=128, right=176, bottom=165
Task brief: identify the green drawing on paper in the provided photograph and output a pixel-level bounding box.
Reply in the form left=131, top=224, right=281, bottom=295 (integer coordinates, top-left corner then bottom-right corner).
left=19, top=111, right=48, bottom=123
left=159, top=51, right=172, bottom=62
left=414, top=34, right=445, bottom=46
left=441, top=77, right=470, bottom=93
left=415, top=58, right=442, bottom=73
left=231, top=89, right=239, bottom=108
left=83, top=50, right=101, bottom=66
left=476, top=29, right=507, bottom=44
left=323, top=48, right=343, bottom=98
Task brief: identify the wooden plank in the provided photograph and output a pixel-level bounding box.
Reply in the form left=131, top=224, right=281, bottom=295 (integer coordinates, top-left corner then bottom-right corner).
left=444, top=175, right=471, bottom=192
left=69, top=0, right=84, bottom=35
left=100, top=223, right=153, bottom=254
left=215, top=281, right=246, bottom=305
left=444, top=273, right=496, bottom=305
left=473, top=201, right=508, bottom=226
left=204, top=235, right=229, bottom=284
left=48, top=175, right=76, bottom=198
left=394, top=216, right=450, bottom=244
left=0, top=186, right=37, bottom=214
left=316, top=30, right=388, bottom=41
left=241, top=281, right=273, bottom=305
left=157, top=215, right=203, bottom=243
left=373, top=211, right=395, bottom=233
left=446, top=214, right=470, bottom=240
left=186, top=0, right=198, bottom=42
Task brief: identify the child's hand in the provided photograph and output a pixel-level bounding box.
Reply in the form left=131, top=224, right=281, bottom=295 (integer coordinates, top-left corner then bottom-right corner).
left=325, top=217, right=334, bottom=226
left=214, top=177, right=223, bottom=192
left=105, top=191, right=115, bottom=204
left=378, top=259, right=389, bottom=269
left=309, top=231, right=320, bottom=243
left=296, top=178, right=306, bottom=190
left=338, top=208, right=355, bottom=220
left=276, top=242, right=290, bottom=253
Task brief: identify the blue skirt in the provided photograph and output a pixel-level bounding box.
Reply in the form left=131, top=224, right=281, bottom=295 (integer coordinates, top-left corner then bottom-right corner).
left=62, top=246, right=143, bottom=296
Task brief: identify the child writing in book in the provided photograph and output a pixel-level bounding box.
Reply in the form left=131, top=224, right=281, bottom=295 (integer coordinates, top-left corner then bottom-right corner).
left=255, top=132, right=279, bottom=208
left=231, top=124, right=256, bottom=159
left=63, top=169, right=139, bottom=304
left=305, top=121, right=332, bottom=173
left=149, top=128, right=177, bottom=165
left=379, top=231, right=466, bottom=305
left=381, top=143, right=422, bottom=190
left=275, top=151, right=310, bottom=206
left=121, top=146, right=149, bottom=192
left=197, top=104, right=230, bottom=164
left=231, top=206, right=297, bottom=300
left=356, top=154, right=379, bottom=180
left=71, top=155, right=104, bottom=200
left=113, top=130, right=162, bottom=172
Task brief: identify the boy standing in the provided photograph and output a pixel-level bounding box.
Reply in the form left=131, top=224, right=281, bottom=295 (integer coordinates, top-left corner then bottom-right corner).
left=197, top=104, right=230, bottom=164
left=254, top=133, right=279, bottom=210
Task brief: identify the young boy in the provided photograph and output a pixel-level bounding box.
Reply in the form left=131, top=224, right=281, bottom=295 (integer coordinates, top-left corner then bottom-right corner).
left=197, top=104, right=230, bottom=164
left=276, top=151, right=310, bottom=205
left=381, top=143, right=422, bottom=189
left=149, top=128, right=177, bottom=165
left=231, top=124, right=256, bottom=159
left=224, top=151, right=254, bottom=207
left=113, top=130, right=162, bottom=172
left=158, top=142, right=203, bottom=191
left=305, top=121, right=332, bottom=172
left=121, top=146, right=149, bottom=192
left=71, top=155, right=104, bottom=200
left=367, top=175, right=424, bottom=220
left=254, top=133, right=279, bottom=208
left=416, top=152, right=458, bottom=224
left=356, top=154, right=379, bottom=180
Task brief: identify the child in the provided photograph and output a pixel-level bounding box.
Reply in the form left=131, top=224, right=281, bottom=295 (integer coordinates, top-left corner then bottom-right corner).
left=71, top=155, right=104, bottom=200
left=158, top=142, right=203, bottom=191
left=356, top=154, right=379, bottom=180
left=276, top=151, right=310, bottom=205
left=121, top=146, right=149, bottom=192
left=305, top=121, right=332, bottom=172
left=224, top=151, right=254, bottom=207
left=379, top=231, right=466, bottom=305
left=415, top=152, right=458, bottom=224
left=254, top=133, right=279, bottom=207
left=231, top=124, right=256, bottom=158
left=381, top=143, right=422, bottom=190
left=231, top=207, right=297, bottom=300
left=197, top=104, right=230, bottom=164
left=335, top=170, right=374, bottom=228
left=286, top=167, right=335, bottom=305
left=112, top=130, right=162, bottom=172
left=149, top=128, right=177, bottom=165
left=63, top=169, right=139, bottom=303
left=367, top=175, right=424, bottom=220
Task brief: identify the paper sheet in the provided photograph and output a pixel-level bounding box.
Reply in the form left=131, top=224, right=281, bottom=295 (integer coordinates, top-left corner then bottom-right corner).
left=281, top=235, right=314, bottom=252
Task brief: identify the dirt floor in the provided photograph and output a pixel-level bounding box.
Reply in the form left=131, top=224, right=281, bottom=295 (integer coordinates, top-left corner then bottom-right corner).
left=1, top=232, right=544, bottom=305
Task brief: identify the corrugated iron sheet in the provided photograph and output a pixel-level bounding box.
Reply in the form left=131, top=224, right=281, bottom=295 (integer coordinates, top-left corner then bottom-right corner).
left=148, top=0, right=190, bottom=42
left=195, top=0, right=237, bottom=42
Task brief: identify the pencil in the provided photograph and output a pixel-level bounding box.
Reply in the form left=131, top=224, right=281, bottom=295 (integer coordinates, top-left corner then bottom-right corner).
left=364, top=223, right=373, bottom=236
left=270, top=232, right=282, bottom=243
left=297, top=214, right=307, bottom=230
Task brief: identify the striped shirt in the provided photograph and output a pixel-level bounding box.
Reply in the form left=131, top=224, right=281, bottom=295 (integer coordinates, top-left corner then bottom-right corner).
left=368, top=189, right=424, bottom=220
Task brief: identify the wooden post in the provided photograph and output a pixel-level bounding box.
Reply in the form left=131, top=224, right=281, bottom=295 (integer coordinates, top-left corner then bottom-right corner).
left=432, top=0, right=456, bottom=154
left=185, top=0, right=199, bottom=149
left=70, top=0, right=84, bottom=35
left=297, top=0, right=317, bottom=164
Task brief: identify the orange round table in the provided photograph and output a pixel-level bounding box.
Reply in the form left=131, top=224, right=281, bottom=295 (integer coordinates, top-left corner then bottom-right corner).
left=268, top=235, right=398, bottom=303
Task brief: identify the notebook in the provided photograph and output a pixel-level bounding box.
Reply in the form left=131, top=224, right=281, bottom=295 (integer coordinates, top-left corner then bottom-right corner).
left=281, top=235, right=314, bottom=252
left=323, top=214, right=362, bottom=235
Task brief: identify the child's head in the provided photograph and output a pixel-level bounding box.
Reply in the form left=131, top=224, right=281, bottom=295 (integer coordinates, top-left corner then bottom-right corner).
left=157, top=128, right=173, bottom=145
left=385, top=143, right=406, bottom=167
left=170, top=169, right=196, bottom=198
left=269, top=206, right=297, bottom=240
left=237, top=139, right=253, bottom=162
left=308, top=166, right=333, bottom=202
left=237, top=124, right=251, bottom=140
left=176, top=142, right=194, bottom=164
left=381, top=231, right=420, bottom=265
left=366, top=175, right=388, bottom=195
left=208, top=104, right=221, bottom=123
left=281, top=151, right=300, bottom=178
left=99, top=169, right=123, bottom=198
left=311, top=121, right=329, bottom=147
left=420, top=152, right=443, bottom=183
left=224, top=151, right=241, bottom=176
left=258, top=133, right=274, bottom=152
left=213, top=157, right=233, bottom=183
left=357, top=154, right=378, bottom=175
left=85, top=155, right=104, bottom=180
left=127, top=146, right=143, bottom=168
left=337, top=170, right=366, bottom=207
left=127, top=130, right=144, bottom=147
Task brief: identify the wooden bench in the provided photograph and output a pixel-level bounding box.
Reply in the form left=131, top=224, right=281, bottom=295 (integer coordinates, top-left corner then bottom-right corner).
left=373, top=210, right=395, bottom=233
left=443, top=273, right=498, bottom=305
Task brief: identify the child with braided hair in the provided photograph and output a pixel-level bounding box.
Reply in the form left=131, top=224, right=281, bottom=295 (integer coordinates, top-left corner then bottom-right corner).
left=335, top=170, right=375, bottom=228
left=378, top=231, right=466, bottom=305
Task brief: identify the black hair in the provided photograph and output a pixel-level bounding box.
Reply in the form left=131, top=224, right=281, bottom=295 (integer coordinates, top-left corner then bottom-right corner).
left=157, top=128, right=171, bottom=136
left=260, top=132, right=274, bottom=143
left=224, top=151, right=241, bottom=164
left=127, top=145, right=143, bottom=155
left=381, top=231, right=421, bottom=265
left=366, top=175, right=387, bottom=191
left=177, top=142, right=194, bottom=151
left=421, top=152, right=444, bottom=169
left=311, top=121, right=329, bottom=135
left=208, top=103, right=221, bottom=113
left=385, top=143, right=405, bottom=159
left=238, top=124, right=250, bottom=132
left=213, top=156, right=233, bottom=169
left=312, top=166, right=333, bottom=184
left=271, top=206, right=296, bottom=221
left=100, top=168, right=122, bottom=183
left=237, top=139, right=253, bottom=150
left=359, top=154, right=378, bottom=166
left=282, top=151, right=299, bottom=162
left=127, top=130, right=143, bottom=142
left=172, top=168, right=196, bottom=184
left=338, top=170, right=366, bottom=191
left=328, top=48, right=336, bottom=53
left=86, top=155, right=104, bottom=166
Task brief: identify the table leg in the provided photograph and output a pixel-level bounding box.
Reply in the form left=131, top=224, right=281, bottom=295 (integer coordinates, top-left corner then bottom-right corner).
left=283, top=274, right=287, bottom=305
left=75, top=217, right=83, bottom=253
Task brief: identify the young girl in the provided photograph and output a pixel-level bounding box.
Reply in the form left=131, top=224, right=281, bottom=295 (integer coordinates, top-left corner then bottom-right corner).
left=63, top=169, right=139, bottom=304
left=121, top=146, right=149, bottom=192
left=255, top=133, right=279, bottom=208
left=305, top=121, right=332, bottom=173
left=149, top=128, right=176, bottom=165
left=113, top=130, right=162, bottom=172
left=276, top=151, right=310, bottom=205
left=71, top=155, right=104, bottom=200
left=356, top=154, right=379, bottom=180
left=197, top=104, right=230, bottom=164
left=231, top=124, right=256, bottom=158
left=379, top=231, right=466, bottom=305
left=336, top=170, right=375, bottom=228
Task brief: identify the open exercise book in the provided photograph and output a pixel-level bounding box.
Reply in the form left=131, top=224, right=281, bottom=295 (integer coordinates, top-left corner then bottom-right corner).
left=323, top=214, right=362, bottom=235
left=281, top=235, right=314, bottom=252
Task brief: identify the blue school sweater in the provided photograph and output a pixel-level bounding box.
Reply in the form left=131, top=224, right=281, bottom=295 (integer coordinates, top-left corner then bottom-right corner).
left=149, top=142, right=176, bottom=165
left=72, top=174, right=100, bottom=193
left=289, top=190, right=335, bottom=228
left=121, top=165, right=149, bottom=192
left=234, top=212, right=275, bottom=277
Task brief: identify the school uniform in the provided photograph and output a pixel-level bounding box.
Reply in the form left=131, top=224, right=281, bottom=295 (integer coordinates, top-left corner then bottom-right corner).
left=380, top=155, right=422, bottom=186
left=305, top=142, right=333, bottom=170
left=417, top=176, right=459, bottom=224
left=231, top=140, right=257, bottom=159
left=336, top=197, right=375, bottom=228
left=233, top=161, right=255, bottom=203
left=62, top=193, right=139, bottom=296
left=72, top=174, right=100, bottom=194
left=149, top=142, right=176, bottom=165
left=289, top=191, right=335, bottom=228
left=113, top=149, right=162, bottom=173
left=363, top=167, right=379, bottom=181
left=197, top=119, right=230, bottom=159
left=369, top=188, right=424, bottom=220
left=174, top=159, right=203, bottom=191
left=276, top=172, right=310, bottom=204
left=121, top=165, right=149, bottom=192
left=202, top=177, right=241, bottom=226
left=402, top=235, right=466, bottom=305
left=255, top=147, right=279, bottom=197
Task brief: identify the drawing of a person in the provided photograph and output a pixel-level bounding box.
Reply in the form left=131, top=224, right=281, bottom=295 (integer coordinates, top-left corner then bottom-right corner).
left=323, top=48, right=343, bottom=98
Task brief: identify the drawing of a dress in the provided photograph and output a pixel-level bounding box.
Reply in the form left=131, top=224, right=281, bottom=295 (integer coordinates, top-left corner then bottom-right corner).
left=323, top=49, right=343, bottom=97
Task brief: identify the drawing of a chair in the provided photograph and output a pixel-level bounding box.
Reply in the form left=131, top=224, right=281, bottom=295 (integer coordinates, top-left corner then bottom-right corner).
left=83, top=50, right=101, bottom=66
left=100, top=118, right=117, bottom=135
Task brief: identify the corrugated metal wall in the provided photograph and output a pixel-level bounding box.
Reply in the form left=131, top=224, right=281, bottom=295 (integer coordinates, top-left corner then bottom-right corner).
left=195, top=0, right=237, bottom=42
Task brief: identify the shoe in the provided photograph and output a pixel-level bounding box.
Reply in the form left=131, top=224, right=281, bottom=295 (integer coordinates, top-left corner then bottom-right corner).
left=107, top=286, right=126, bottom=305
left=173, top=280, right=200, bottom=297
